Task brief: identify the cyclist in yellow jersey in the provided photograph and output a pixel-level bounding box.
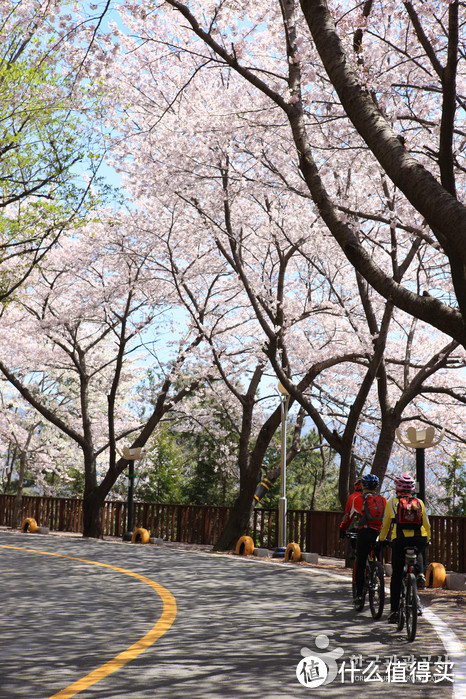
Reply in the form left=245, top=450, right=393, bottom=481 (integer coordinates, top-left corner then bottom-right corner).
left=379, top=473, right=431, bottom=623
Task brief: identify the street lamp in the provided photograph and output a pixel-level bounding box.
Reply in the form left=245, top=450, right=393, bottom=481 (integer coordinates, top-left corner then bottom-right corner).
left=119, top=446, right=146, bottom=541
left=273, top=381, right=290, bottom=558
left=395, top=426, right=444, bottom=572
left=395, top=426, right=445, bottom=503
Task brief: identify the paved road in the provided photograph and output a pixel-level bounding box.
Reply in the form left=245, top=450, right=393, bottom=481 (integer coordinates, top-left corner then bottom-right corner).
left=0, top=532, right=464, bottom=698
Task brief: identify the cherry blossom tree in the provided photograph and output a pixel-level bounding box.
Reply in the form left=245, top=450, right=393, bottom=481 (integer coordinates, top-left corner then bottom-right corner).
left=142, top=0, right=465, bottom=347
left=184, top=159, right=466, bottom=515
left=0, top=212, right=212, bottom=536
left=0, top=383, right=79, bottom=522
left=77, top=3, right=465, bottom=545
left=3, top=1, right=465, bottom=543
left=100, top=135, right=465, bottom=546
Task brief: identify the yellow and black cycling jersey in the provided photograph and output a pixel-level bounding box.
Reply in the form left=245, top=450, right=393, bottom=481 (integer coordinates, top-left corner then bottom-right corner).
left=379, top=496, right=431, bottom=542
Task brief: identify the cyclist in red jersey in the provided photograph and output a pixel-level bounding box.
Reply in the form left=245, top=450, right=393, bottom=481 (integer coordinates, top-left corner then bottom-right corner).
left=340, top=474, right=386, bottom=607
left=339, top=478, right=362, bottom=558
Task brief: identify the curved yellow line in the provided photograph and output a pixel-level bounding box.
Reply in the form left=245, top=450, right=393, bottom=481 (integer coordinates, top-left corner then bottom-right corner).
left=0, top=544, right=177, bottom=699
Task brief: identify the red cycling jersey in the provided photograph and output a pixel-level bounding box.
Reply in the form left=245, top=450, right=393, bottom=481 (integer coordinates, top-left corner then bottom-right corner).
left=340, top=492, right=363, bottom=533
left=340, top=492, right=386, bottom=533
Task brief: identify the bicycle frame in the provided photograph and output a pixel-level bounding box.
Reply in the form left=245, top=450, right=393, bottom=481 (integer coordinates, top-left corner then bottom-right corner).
left=397, top=546, right=419, bottom=642
left=348, top=533, right=385, bottom=619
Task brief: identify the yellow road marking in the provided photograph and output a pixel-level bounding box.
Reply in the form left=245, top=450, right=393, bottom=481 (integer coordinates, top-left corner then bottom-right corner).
left=0, top=544, right=177, bottom=698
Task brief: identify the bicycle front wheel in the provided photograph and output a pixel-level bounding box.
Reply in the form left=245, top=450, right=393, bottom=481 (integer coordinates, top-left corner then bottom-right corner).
left=405, top=573, right=418, bottom=642
left=369, top=562, right=385, bottom=619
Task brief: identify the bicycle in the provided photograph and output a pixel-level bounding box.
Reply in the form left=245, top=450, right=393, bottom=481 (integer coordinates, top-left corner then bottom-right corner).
left=395, top=545, right=422, bottom=642
left=347, top=533, right=385, bottom=619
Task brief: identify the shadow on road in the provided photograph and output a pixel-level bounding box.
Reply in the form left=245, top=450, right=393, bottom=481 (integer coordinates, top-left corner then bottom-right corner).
left=0, top=533, right=454, bottom=698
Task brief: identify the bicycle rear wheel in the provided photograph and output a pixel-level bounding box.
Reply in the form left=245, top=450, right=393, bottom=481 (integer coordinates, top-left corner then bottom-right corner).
left=396, top=579, right=405, bottom=631
left=351, top=560, right=366, bottom=610
left=405, top=573, right=418, bottom=641
left=369, top=562, right=385, bottom=619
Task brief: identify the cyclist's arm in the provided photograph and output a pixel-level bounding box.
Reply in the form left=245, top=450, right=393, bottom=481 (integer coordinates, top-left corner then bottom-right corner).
left=378, top=498, right=395, bottom=541
left=340, top=514, right=352, bottom=534
left=421, top=500, right=431, bottom=541
left=340, top=494, right=361, bottom=532
left=340, top=494, right=354, bottom=529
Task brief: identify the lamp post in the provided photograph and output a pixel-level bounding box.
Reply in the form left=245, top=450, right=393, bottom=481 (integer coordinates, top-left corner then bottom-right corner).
left=273, top=381, right=290, bottom=558
left=395, top=426, right=444, bottom=571
left=395, top=426, right=445, bottom=503
left=119, top=446, right=146, bottom=541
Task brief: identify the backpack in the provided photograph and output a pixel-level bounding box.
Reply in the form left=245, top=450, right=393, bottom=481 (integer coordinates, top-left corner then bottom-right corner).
left=358, top=492, right=385, bottom=530
left=395, top=496, right=422, bottom=532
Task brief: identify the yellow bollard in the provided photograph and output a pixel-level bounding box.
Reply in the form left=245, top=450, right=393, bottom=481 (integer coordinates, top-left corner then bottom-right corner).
left=131, top=527, right=151, bottom=544
left=235, top=535, right=255, bottom=555
left=426, top=562, right=446, bottom=588
left=21, top=517, right=38, bottom=533
left=285, top=542, right=302, bottom=562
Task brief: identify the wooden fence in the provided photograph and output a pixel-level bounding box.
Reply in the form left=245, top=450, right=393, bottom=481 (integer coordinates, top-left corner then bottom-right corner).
left=1, top=494, right=465, bottom=572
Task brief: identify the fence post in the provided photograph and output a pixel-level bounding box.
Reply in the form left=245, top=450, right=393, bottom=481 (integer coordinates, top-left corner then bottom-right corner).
left=460, top=517, right=466, bottom=573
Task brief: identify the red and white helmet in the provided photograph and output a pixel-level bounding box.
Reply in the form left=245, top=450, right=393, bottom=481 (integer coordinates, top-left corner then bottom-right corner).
left=394, top=473, right=415, bottom=493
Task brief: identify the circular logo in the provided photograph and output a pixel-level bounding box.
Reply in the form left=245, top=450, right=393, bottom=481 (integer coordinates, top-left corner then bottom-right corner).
left=296, top=655, right=328, bottom=688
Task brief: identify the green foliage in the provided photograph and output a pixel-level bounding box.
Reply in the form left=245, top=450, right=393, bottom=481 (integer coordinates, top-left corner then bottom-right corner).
left=437, top=452, right=466, bottom=516
left=109, top=418, right=239, bottom=506
left=135, top=371, right=241, bottom=506
left=3, top=477, right=36, bottom=495
left=53, top=466, right=86, bottom=498
left=180, top=431, right=239, bottom=506
left=256, top=427, right=339, bottom=511
left=132, top=425, right=188, bottom=504
left=0, top=31, right=107, bottom=302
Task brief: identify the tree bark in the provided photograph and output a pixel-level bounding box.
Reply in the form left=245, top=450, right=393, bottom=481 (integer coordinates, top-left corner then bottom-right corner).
left=299, top=0, right=466, bottom=338
left=213, top=398, right=284, bottom=551
left=82, top=488, right=104, bottom=539
left=13, top=451, right=26, bottom=528
left=212, top=481, right=256, bottom=552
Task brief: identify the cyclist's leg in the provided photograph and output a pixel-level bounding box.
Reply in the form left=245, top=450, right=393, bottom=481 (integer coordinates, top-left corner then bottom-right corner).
left=413, top=535, right=428, bottom=588
left=354, top=529, right=371, bottom=599
left=389, top=539, right=405, bottom=620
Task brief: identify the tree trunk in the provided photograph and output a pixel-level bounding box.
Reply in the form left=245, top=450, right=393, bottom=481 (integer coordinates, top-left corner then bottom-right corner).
left=13, top=451, right=26, bottom=528
left=82, top=445, right=102, bottom=538
left=371, top=416, right=398, bottom=483
left=82, top=488, right=104, bottom=538
left=3, top=446, right=16, bottom=495
left=213, top=478, right=256, bottom=551
left=213, top=398, right=283, bottom=551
